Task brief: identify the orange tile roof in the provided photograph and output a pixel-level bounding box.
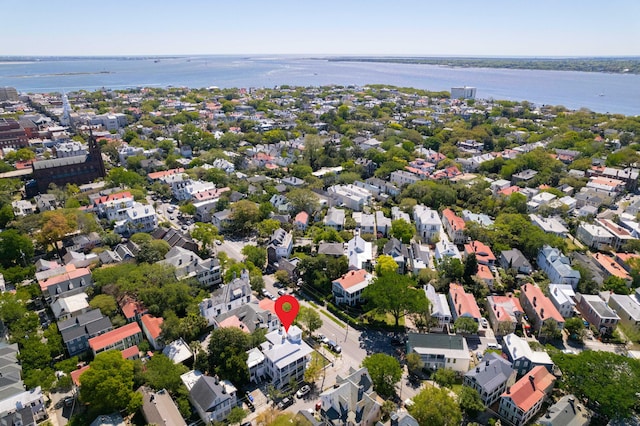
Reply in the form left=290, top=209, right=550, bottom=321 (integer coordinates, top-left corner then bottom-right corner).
left=521, top=283, right=564, bottom=323
left=294, top=211, right=309, bottom=224
left=443, top=208, right=465, bottom=231
left=218, top=315, right=250, bottom=333
left=93, top=191, right=132, bottom=206
left=259, top=298, right=276, bottom=313
left=88, top=322, right=142, bottom=352
left=489, top=295, right=524, bottom=322
left=121, top=345, right=139, bottom=360
left=119, top=297, right=146, bottom=320
left=615, top=252, right=640, bottom=265
left=449, top=283, right=481, bottom=319
left=70, top=365, right=90, bottom=387
left=147, top=168, right=185, bottom=180
left=38, top=267, right=90, bottom=291
left=592, top=253, right=631, bottom=280
left=476, top=264, right=494, bottom=281
left=141, top=314, right=164, bottom=340
left=499, top=186, right=520, bottom=196
left=334, top=269, right=369, bottom=290
left=502, top=365, right=555, bottom=412
left=464, top=240, right=496, bottom=264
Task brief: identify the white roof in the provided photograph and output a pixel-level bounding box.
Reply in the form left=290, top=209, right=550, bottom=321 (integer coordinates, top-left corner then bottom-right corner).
left=549, top=284, right=576, bottom=307
left=162, top=338, right=193, bottom=364
left=503, top=333, right=532, bottom=361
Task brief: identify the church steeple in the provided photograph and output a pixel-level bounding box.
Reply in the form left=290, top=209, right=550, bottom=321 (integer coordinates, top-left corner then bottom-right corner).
left=60, top=92, right=72, bottom=127
left=88, top=130, right=106, bottom=178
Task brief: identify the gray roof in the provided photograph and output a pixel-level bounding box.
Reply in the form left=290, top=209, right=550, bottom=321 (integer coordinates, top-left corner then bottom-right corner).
left=33, top=154, right=88, bottom=170
left=190, top=375, right=233, bottom=412
left=464, top=352, right=514, bottom=394
left=215, top=302, right=273, bottom=333
left=407, top=332, right=465, bottom=351
left=539, top=395, right=590, bottom=426
left=318, top=242, right=345, bottom=256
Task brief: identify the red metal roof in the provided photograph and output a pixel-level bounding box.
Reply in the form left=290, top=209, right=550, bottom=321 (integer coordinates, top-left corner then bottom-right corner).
left=140, top=314, right=163, bottom=340
left=521, top=283, right=564, bottom=323
left=449, top=283, right=481, bottom=319
left=501, top=365, right=555, bottom=412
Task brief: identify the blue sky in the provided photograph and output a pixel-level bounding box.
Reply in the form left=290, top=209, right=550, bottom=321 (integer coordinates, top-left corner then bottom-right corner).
left=3, top=0, right=639, bottom=56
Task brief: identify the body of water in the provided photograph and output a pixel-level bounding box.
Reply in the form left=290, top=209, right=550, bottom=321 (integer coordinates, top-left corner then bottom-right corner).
left=0, top=56, right=639, bottom=115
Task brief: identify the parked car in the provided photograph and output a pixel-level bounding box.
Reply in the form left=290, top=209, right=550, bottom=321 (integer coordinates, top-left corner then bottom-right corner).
left=277, top=289, right=287, bottom=296
left=316, top=334, right=328, bottom=344
left=296, top=385, right=311, bottom=398
left=480, top=318, right=488, bottom=328
left=277, top=397, right=294, bottom=410
left=327, top=340, right=342, bottom=353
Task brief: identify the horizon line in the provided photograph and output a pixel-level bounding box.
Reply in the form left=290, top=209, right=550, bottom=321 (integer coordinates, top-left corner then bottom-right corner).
left=1, top=54, right=640, bottom=59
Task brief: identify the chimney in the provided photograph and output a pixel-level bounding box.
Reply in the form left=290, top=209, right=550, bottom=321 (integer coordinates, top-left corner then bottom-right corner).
left=476, top=367, right=480, bottom=373
left=568, top=396, right=576, bottom=413
left=529, top=374, right=536, bottom=389
left=540, top=308, right=545, bottom=319
left=506, top=387, right=510, bottom=394
left=533, top=296, right=537, bottom=307
left=486, top=360, right=490, bottom=366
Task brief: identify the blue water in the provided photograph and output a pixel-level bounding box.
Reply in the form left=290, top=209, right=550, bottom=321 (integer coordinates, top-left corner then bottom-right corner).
left=0, top=56, right=639, bottom=115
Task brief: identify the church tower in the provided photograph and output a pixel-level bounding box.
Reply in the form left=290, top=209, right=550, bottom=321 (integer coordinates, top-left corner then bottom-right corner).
left=60, top=92, right=72, bottom=127
left=88, top=130, right=106, bottom=179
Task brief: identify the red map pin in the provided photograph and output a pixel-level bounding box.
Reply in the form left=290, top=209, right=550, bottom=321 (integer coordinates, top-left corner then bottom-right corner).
left=274, top=294, right=300, bottom=332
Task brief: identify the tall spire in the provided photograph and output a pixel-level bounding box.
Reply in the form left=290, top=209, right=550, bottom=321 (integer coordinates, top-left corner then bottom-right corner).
left=60, top=91, right=72, bottom=126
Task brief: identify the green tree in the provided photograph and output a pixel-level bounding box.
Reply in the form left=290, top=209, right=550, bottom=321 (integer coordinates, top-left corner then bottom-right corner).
left=540, top=320, right=562, bottom=340
left=433, top=368, right=456, bottom=388
left=409, top=386, right=462, bottom=426
left=0, top=229, right=34, bottom=268
left=136, top=239, right=171, bottom=264
left=551, top=349, right=640, bottom=420
left=142, top=354, right=188, bottom=395
left=242, top=245, right=267, bottom=269
left=463, top=253, right=478, bottom=282
left=256, top=218, right=282, bottom=238
left=406, top=353, right=423, bottom=375
left=564, top=317, right=586, bottom=340
left=179, top=203, right=196, bottom=216
left=390, top=219, right=416, bottom=244
left=191, top=222, right=220, bottom=252
left=227, top=406, right=247, bottom=425
left=230, top=200, right=260, bottom=235
left=287, top=188, right=320, bottom=214
left=89, top=294, right=117, bottom=317
left=297, top=306, right=323, bottom=336
left=457, top=386, right=485, bottom=419
left=106, top=167, right=146, bottom=188
left=454, top=317, right=479, bottom=334
left=0, top=204, right=15, bottom=229
left=38, top=211, right=76, bottom=257
left=364, top=274, right=428, bottom=328
left=79, top=351, right=143, bottom=415
left=207, top=327, right=250, bottom=387
left=361, top=353, right=402, bottom=398
left=304, top=351, right=325, bottom=384
left=374, top=255, right=399, bottom=276
left=438, top=257, right=464, bottom=282
left=602, top=276, right=630, bottom=295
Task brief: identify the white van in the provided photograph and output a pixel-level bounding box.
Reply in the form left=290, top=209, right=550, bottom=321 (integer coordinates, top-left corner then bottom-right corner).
left=487, top=343, right=501, bottom=350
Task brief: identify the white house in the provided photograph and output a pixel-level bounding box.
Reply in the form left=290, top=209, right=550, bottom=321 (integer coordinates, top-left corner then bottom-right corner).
left=332, top=269, right=373, bottom=306
left=423, top=284, right=452, bottom=331
left=319, top=367, right=382, bottom=426
left=413, top=204, right=442, bottom=243
left=327, top=184, right=372, bottom=211
left=113, top=203, right=157, bottom=237
left=576, top=222, right=614, bottom=250
left=324, top=207, right=345, bottom=230
left=259, top=326, right=313, bottom=389
left=346, top=235, right=373, bottom=271
left=406, top=333, right=470, bottom=373
left=199, top=273, right=252, bottom=326
left=537, top=246, right=580, bottom=289
left=548, top=284, right=576, bottom=318
left=181, top=370, right=237, bottom=424
left=352, top=212, right=375, bottom=235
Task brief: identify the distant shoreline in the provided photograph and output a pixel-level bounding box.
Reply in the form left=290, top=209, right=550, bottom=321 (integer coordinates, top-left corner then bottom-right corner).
left=327, top=57, right=640, bottom=75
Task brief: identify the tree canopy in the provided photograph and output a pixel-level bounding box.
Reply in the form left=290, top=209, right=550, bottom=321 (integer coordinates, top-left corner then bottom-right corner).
left=79, top=351, right=142, bottom=415
left=361, top=353, right=402, bottom=398
left=551, top=350, right=640, bottom=420
left=408, top=385, right=462, bottom=426
left=363, top=274, right=428, bottom=327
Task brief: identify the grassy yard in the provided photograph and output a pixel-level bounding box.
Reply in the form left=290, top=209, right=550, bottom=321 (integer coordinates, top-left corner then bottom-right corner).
left=363, top=311, right=405, bottom=327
